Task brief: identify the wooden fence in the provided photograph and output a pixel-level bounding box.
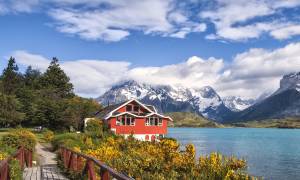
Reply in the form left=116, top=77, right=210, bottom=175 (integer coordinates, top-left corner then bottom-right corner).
left=0, top=147, right=32, bottom=180
left=60, top=146, right=133, bottom=180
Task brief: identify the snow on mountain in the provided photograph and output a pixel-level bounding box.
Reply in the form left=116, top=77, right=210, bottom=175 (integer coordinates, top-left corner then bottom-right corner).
left=223, top=96, right=255, bottom=112
left=97, top=80, right=232, bottom=121
left=276, top=72, right=300, bottom=94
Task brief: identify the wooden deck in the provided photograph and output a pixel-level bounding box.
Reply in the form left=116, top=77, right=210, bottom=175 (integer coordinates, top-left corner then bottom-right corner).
left=22, top=143, right=68, bottom=180
left=23, top=167, right=41, bottom=180
left=23, top=165, right=68, bottom=180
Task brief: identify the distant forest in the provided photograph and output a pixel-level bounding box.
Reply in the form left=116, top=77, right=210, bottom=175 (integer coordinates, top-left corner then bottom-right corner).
left=0, top=57, right=101, bottom=130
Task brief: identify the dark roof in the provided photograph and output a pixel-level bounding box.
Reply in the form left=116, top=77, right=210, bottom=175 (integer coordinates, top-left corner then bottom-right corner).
left=94, top=100, right=158, bottom=120
left=94, top=102, right=124, bottom=119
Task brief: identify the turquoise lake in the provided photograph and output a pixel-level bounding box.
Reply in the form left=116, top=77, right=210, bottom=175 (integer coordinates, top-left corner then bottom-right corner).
left=167, top=128, right=300, bottom=180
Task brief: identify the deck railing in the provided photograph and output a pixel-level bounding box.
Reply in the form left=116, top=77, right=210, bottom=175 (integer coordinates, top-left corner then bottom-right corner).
left=60, top=146, right=133, bottom=180
left=0, top=147, right=32, bottom=180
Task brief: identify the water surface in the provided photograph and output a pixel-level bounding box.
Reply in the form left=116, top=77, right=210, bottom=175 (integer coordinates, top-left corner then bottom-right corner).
left=167, top=128, right=300, bottom=180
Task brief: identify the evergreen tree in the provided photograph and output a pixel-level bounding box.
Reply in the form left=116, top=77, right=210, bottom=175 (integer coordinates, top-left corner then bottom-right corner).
left=24, top=66, right=42, bottom=89
left=0, top=93, right=24, bottom=127
left=1, top=57, right=22, bottom=95
left=40, top=57, right=74, bottom=98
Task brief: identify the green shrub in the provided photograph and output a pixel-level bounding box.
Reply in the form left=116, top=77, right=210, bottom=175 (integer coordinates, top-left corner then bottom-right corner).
left=43, top=129, right=54, bottom=142
left=0, top=128, right=36, bottom=151
left=52, top=133, right=85, bottom=150
left=9, top=159, right=22, bottom=180
left=85, top=119, right=103, bottom=138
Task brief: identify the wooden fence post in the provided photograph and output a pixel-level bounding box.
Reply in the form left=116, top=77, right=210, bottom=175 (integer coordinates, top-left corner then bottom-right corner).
left=100, top=168, right=109, bottom=180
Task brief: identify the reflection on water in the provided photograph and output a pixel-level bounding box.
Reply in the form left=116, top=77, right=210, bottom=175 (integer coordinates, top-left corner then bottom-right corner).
left=167, top=128, right=300, bottom=180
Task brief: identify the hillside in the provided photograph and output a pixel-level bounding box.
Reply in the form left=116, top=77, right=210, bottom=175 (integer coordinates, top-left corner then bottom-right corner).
left=232, top=117, right=300, bottom=128
left=166, top=112, right=223, bottom=127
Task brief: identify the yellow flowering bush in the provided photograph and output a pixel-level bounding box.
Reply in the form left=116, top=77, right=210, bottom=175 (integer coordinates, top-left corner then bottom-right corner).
left=1, top=128, right=37, bottom=151
left=56, top=132, right=256, bottom=180
left=43, top=130, right=54, bottom=142
left=0, top=151, right=8, bottom=160
left=81, top=136, right=255, bottom=180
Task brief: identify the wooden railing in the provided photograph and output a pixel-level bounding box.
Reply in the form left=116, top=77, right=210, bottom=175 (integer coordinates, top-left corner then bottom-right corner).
left=60, top=146, right=134, bottom=180
left=0, top=147, right=32, bottom=180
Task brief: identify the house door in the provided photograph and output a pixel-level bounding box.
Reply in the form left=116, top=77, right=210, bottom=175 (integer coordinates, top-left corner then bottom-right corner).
left=151, top=135, right=156, bottom=141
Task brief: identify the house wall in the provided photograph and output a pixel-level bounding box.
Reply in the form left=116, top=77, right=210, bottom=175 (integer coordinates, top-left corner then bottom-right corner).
left=108, top=117, right=168, bottom=135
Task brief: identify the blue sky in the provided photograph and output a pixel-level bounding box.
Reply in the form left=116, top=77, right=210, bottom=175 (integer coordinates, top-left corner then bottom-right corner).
left=1, top=0, right=300, bottom=98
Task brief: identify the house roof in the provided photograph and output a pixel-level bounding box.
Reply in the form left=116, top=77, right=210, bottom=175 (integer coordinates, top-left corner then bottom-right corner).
left=95, top=99, right=173, bottom=121
left=145, top=105, right=157, bottom=113
left=94, top=102, right=123, bottom=119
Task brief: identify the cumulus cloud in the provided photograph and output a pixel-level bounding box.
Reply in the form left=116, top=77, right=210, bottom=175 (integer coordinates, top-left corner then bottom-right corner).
left=129, top=56, right=223, bottom=87
left=47, top=0, right=206, bottom=42
left=200, top=0, right=300, bottom=41
left=0, top=0, right=38, bottom=14
left=9, top=42, right=300, bottom=99
left=1, top=0, right=300, bottom=41
left=11, top=50, right=130, bottom=97
left=217, top=43, right=300, bottom=98
left=270, top=25, right=300, bottom=40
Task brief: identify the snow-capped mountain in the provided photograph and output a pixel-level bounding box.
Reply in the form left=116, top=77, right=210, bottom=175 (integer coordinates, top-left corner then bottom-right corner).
left=228, top=72, right=300, bottom=122
left=275, top=72, right=300, bottom=95
left=223, top=96, right=255, bottom=112
left=97, top=80, right=233, bottom=121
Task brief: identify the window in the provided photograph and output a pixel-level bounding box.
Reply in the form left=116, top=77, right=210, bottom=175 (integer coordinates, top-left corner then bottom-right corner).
left=117, top=115, right=135, bottom=126
left=133, top=106, right=139, bottom=112
left=145, top=119, right=150, bottom=126
left=116, top=118, right=121, bottom=125
left=145, top=116, right=162, bottom=126
left=126, top=105, right=132, bottom=112
left=158, top=119, right=163, bottom=126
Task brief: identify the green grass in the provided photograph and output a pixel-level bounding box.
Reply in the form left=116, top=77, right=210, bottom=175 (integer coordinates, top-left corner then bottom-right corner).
left=0, top=128, right=10, bottom=138
left=231, top=117, right=300, bottom=128
left=166, top=112, right=224, bottom=128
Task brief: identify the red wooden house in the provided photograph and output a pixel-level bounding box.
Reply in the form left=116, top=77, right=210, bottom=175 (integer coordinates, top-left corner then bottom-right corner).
left=94, top=99, right=173, bottom=141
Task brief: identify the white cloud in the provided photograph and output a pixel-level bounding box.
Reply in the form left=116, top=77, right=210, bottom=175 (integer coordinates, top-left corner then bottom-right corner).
left=0, top=0, right=38, bottom=14
left=8, top=42, right=300, bottom=99
left=217, top=42, right=300, bottom=98
left=11, top=50, right=130, bottom=97
left=200, top=0, right=300, bottom=41
left=47, top=0, right=206, bottom=41
left=129, top=56, right=223, bottom=87
left=270, top=24, right=300, bottom=40
left=12, top=50, right=49, bottom=70
left=61, top=60, right=130, bottom=97
left=1, top=0, right=300, bottom=41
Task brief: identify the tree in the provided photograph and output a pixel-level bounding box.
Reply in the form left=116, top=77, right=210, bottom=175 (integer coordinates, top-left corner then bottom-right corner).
left=1, top=57, right=22, bottom=95
left=24, top=66, right=42, bottom=89
left=0, top=93, right=24, bottom=127
left=17, top=66, right=42, bottom=126
left=40, top=57, right=74, bottom=98
left=64, top=96, right=102, bottom=130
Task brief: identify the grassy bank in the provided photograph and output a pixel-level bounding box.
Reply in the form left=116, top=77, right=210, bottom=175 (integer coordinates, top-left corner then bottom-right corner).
left=231, top=118, right=300, bottom=128
left=167, top=112, right=224, bottom=128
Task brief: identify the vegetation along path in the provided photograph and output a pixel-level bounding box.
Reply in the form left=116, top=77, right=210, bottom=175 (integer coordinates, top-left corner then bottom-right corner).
left=23, top=143, right=68, bottom=180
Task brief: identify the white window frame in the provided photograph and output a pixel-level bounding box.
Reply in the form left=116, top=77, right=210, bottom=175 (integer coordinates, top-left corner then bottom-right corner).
left=146, top=116, right=162, bottom=126
left=145, top=119, right=150, bottom=126
left=158, top=118, right=163, bottom=126
left=117, top=115, right=135, bottom=126
left=116, top=117, right=121, bottom=126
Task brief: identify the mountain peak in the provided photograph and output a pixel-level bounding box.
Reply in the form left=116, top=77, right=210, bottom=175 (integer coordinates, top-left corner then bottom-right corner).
left=277, top=72, right=300, bottom=94
left=97, top=81, right=232, bottom=121
left=223, top=96, right=255, bottom=112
